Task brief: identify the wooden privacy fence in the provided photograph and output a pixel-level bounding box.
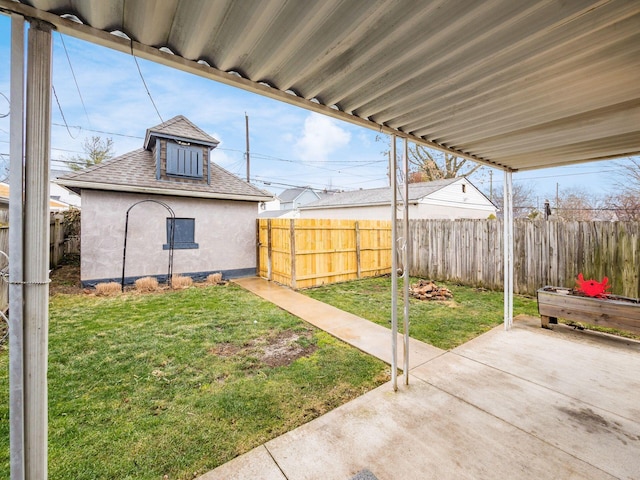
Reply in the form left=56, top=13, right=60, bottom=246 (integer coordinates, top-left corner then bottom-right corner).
left=256, top=218, right=639, bottom=297
left=0, top=212, right=81, bottom=310
left=408, top=219, right=640, bottom=298
left=258, top=218, right=392, bottom=289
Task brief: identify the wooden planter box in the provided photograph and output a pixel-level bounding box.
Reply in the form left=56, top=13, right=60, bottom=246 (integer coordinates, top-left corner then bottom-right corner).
left=537, top=287, right=640, bottom=335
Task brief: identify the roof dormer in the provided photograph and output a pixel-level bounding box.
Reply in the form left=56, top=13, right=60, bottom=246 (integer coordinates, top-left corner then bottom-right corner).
left=144, top=115, right=220, bottom=184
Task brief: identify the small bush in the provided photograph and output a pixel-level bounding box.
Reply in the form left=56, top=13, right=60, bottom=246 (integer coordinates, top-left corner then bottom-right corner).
left=171, top=275, right=193, bottom=289
left=206, top=273, right=223, bottom=285
left=135, top=276, right=159, bottom=292
left=94, top=282, right=121, bottom=296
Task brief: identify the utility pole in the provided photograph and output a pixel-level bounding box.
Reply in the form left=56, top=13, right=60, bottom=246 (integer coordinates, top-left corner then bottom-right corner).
left=555, top=182, right=559, bottom=217
left=245, top=113, right=250, bottom=182
left=489, top=170, right=493, bottom=200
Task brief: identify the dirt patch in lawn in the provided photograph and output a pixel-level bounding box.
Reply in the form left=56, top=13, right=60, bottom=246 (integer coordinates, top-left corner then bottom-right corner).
left=50, top=263, right=84, bottom=295
left=210, top=330, right=317, bottom=367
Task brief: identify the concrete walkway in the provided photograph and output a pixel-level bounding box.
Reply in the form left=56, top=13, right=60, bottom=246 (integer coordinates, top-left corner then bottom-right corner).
left=199, top=278, right=640, bottom=480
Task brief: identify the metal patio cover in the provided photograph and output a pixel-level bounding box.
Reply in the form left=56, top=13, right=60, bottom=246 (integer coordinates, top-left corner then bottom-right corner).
left=3, top=0, right=640, bottom=170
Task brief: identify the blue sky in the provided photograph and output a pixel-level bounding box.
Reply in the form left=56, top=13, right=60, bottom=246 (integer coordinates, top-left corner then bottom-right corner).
left=0, top=14, right=634, bottom=201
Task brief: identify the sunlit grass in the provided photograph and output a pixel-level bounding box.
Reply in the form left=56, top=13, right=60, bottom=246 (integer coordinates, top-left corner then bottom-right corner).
left=0, top=284, right=388, bottom=480
left=303, top=276, right=539, bottom=350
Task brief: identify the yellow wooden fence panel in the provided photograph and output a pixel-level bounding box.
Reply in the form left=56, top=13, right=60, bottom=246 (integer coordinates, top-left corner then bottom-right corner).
left=258, top=218, right=392, bottom=289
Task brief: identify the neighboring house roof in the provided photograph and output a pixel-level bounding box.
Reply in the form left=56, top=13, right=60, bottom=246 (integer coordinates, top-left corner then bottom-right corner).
left=278, top=187, right=318, bottom=203
left=258, top=209, right=296, bottom=218
left=0, top=182, right=72, bottom=211
left=300, top=178, right=467, bottom=210
left=57, top=116, right=272, bottom=202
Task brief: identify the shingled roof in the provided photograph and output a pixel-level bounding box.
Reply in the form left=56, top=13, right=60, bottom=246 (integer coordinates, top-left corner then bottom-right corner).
left=57, top=116, right=272, bottom=202
left=144, top=115, right=219, bottom=149
left=300, top=178, right=462, bottom=209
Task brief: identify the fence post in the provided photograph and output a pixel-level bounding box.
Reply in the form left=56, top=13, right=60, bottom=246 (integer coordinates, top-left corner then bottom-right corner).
left=267, top=219, right=272, bottom=281
left=50, top=213, right=62, bottom=268
left=289, top=219, right=296, bottom=289
left=355, top=221, right=361, bottom=279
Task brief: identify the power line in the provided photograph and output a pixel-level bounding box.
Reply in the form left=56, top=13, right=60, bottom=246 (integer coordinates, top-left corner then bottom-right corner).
left=51, top=123, right=143, bottom=140
left=0, top=92, right=9, bottom=118
left=58, top=32, right=92, bottom=128
left=130, top=40, right=163, bottom=124
left=51, top=85, right=80, bottom=139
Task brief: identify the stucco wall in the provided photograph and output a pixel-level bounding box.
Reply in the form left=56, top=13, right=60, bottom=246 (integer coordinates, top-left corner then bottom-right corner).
left=81, top=190, right=258, bottom=285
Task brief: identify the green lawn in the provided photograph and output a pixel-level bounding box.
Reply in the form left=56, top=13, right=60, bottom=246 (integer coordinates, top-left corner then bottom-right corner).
left=0, top=284, right=388, bottom=480
left=303, top=276, right=539, bottom=350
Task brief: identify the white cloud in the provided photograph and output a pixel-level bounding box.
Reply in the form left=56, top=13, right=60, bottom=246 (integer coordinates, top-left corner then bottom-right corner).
left=294, top=113, right=351, bottom=163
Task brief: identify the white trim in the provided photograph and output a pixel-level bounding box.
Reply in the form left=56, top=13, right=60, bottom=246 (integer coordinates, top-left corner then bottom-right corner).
left=56, top=180, right=273, bottom=202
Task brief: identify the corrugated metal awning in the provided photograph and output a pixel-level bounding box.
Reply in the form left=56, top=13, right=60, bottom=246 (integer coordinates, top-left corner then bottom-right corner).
left=2, top=0, right=639, bottom=171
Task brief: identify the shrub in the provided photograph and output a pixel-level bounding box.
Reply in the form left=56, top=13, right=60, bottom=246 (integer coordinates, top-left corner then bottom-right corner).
left=171, top=275, right=193, bottom=289
left=94, top=282, right=121, bottom=296
left=135, top=276, right=159, bottom=292
left=206, top=273, right=223, bottom=285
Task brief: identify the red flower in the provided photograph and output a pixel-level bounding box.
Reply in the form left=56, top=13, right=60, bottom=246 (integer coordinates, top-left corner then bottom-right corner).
left=576, top=273, right=611, bottom=298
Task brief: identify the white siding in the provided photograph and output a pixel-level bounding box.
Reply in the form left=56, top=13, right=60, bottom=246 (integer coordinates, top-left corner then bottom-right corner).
left=425, top=179, right=495, bottom=215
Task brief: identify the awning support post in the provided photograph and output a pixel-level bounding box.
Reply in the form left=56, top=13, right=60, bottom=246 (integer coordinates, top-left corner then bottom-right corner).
left=402, top=138, right=410, bottom=384
left=503, top=170, right=514, bottom=330
left=23, top=20, right=53, bottom=480
left=390, top=135, right=398, bottom=391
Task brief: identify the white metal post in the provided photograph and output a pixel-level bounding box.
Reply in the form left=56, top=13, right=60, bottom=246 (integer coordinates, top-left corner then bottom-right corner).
left=23, top=20, right=53, bottom=480
left=9, top=13, right=26, bottom=480
left=390, top=135, right=398, bottom=392
left=503, top=170, right=514, bottom=330
left=402, top=138, right=410, bottom=384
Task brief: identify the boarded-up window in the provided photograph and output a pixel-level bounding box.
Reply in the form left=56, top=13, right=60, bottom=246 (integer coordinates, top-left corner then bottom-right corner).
left=163, top=218, right=199, bottom=249
left=167, top=143, right=203, bottom=178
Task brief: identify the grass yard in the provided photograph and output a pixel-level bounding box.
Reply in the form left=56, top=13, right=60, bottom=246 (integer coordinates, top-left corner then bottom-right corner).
left=0, top=283, right=388, bottom=480
left=303, top=276, right=540, bottom=350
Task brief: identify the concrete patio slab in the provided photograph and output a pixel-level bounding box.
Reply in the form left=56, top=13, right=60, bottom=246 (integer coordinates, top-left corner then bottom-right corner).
left=450, top=316, right=640, bottom=421
left=198, top=446, right=285, bottom=480
left=204, top=279, right=640, bottom=479
left=412, top=353, right=640, bottom=479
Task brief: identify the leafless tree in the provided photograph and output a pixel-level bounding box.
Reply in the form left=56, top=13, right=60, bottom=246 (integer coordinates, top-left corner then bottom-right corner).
left=555, top=188, right=599, bottom=221
left=65, top=136, right=114, bottom=171
left=614, top=156, right=640, bottom=195
left=407, top=144, right=482, bottom=182
left=492, top=182, right=537, bottom=218
left=602, top=157, right=640, bottom=220
left=604, top=192, right=640, bottom=221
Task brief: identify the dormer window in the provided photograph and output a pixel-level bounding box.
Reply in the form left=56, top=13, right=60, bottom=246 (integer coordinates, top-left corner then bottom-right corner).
left=167, top=142, right=203, bottom=178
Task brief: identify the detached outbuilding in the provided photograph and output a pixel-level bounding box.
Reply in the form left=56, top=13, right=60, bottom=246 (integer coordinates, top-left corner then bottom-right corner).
left=299, top=177, right=496, bottom=220
left=57, top=115, right=272, bottom=287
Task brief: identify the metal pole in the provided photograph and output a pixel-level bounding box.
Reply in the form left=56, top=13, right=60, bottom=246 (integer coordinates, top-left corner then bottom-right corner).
left=503, top=170, right=514, bottom=330
left=402, top=138, right=410, bottom=384
left=121, top=211, right=130, bottom=291
left=245, top=113, right=250, bottom=182
left=390, top=135, right=398, bottom=392
left=9, top=14, right=25, bottom=480
left=23, top=20, right=53, bottom=480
